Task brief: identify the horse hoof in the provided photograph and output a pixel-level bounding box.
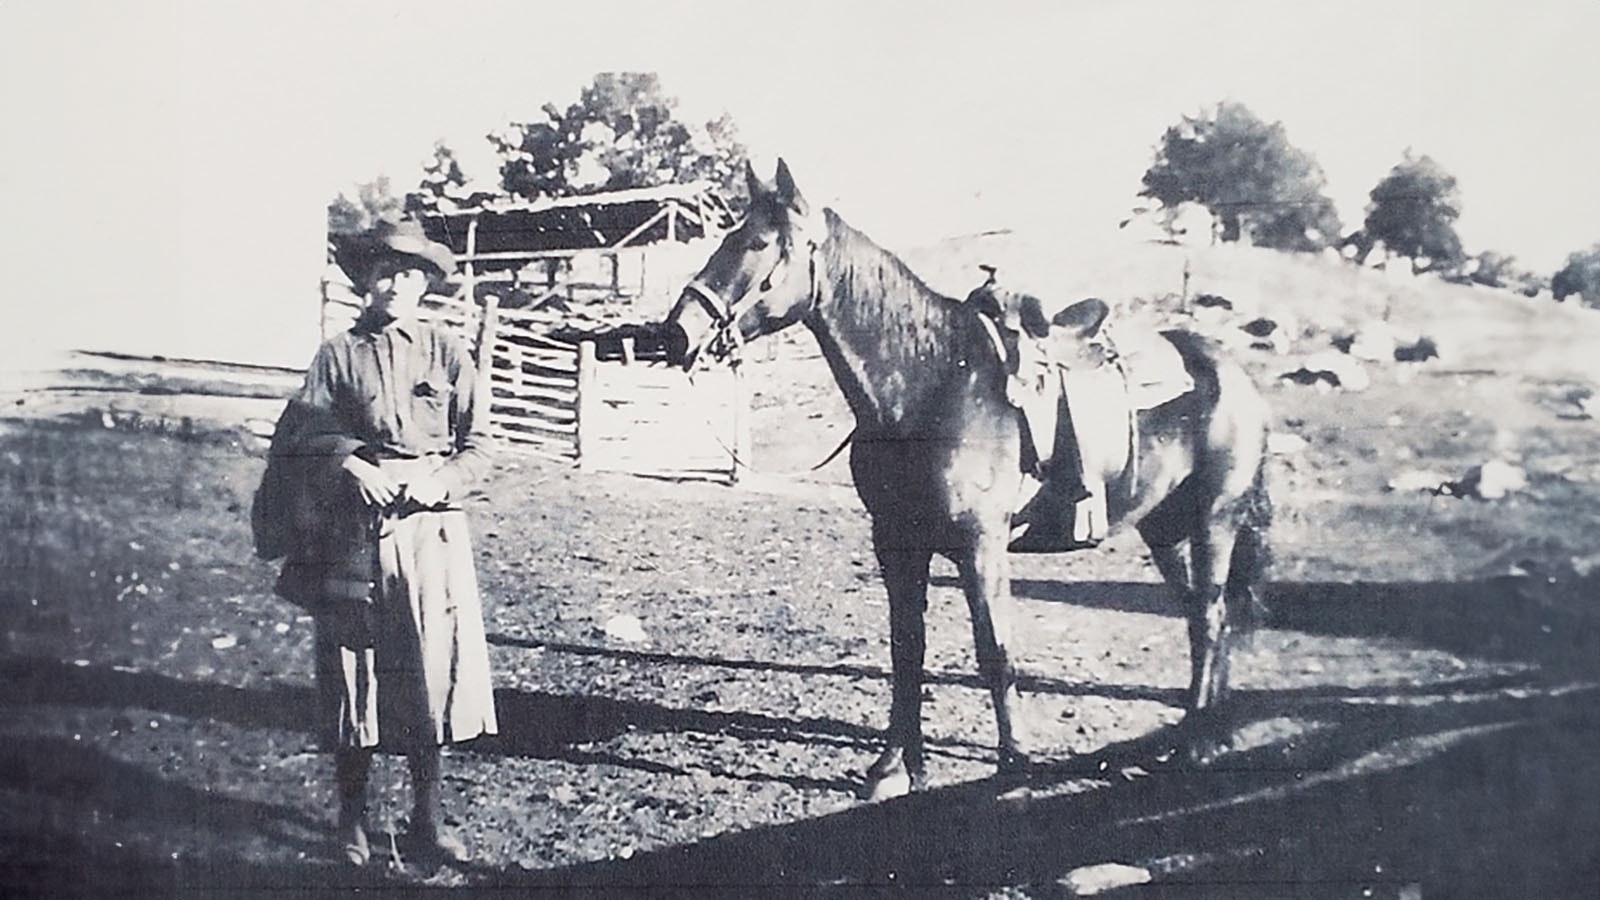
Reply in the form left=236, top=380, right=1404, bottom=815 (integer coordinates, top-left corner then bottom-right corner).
left=1186, top=736, right=1230, bottom=767
left=861, top=770, right=913, bottom=803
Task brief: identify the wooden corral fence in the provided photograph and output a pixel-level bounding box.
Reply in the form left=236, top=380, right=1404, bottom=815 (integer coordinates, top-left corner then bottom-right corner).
left=320, top=287, right=749, bottom=483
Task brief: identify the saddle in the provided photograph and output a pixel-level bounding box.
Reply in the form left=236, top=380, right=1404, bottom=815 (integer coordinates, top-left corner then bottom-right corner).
left=965, top=268, right=1194, bottom=553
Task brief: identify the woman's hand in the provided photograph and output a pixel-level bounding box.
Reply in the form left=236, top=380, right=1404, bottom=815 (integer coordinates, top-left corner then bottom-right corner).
left=402, top=472, right=450, bottom=508
left=341, top=455, right=400, bottom=508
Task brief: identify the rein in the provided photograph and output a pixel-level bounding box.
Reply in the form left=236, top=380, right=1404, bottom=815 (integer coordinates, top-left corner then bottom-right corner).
left=682, top=236, right=851, bottom=477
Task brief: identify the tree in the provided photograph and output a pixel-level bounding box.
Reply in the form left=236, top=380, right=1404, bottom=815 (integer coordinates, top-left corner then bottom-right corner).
left=1361, top=153, right=1465, bottom=274
left=405, top=141, right=496, bottom=217
left=1437, top=250, right=1545, bottom=296
left=488, top=72, right=748, bottom=207
left=1140, top=101, right=1342, bottom=252
left=1552, top=244, right=1600, bottom=306
left=327, top=176, right=405, bottom=236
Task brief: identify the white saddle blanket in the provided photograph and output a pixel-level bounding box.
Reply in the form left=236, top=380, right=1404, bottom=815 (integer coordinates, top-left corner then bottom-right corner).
left=1006, top=327, right=1194, bottom=553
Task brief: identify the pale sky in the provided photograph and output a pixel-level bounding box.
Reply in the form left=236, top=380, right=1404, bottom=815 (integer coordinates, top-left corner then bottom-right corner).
left=2, top=0, right=1596, bottom=367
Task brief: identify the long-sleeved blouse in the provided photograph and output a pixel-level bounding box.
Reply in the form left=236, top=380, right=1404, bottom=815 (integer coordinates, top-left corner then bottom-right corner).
left=292, top=318, right=492, bottom=494
left=252, top=318, right=494, bottom=602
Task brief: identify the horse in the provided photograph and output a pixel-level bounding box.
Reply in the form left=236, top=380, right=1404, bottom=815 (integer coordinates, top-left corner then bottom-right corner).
left=664, top=159, right=1272, bottom=801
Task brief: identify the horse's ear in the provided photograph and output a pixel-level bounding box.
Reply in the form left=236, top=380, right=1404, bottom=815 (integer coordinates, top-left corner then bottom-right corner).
left=1051, top=298, right=1111, bottom=339
left=744, top=159, right=765, bottom=199
left=774, top=158, right=804, bottom=210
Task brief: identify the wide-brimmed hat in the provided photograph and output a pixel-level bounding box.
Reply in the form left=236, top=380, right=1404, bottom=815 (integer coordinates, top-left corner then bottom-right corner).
left=333, top=219, right=458, bottom=291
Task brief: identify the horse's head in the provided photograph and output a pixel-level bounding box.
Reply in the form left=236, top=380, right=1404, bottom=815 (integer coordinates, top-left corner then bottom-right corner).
left=664, top=158, right=829, bottom=369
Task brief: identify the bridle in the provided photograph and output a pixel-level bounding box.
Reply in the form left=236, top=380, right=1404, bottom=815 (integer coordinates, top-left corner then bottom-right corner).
left=680, top=213, right=827, bottom=367
left=676, top=212, right=852, bottom=475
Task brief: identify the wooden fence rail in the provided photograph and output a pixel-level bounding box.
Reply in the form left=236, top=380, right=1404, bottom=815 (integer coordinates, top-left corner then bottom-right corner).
left=485, top=330, right=745, bottom=482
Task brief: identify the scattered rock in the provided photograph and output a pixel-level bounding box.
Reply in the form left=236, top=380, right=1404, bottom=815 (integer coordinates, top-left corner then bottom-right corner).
left=1394, top=336, right=1440, bottom=363
left=1560, top=388, right=1596, bottom=419
left=603, top=614, right=649, bottom=644
left=244, top=418, right=277, bottom=439
left=1240, top=317, right=1278, bottom=338
left=1403, top=460, right=1528, bottom=500
left=1569, top=552, right=1600, bottom=578
left=1061, top=862, right=1153, bottom=895
left=1346, top=324, right=1398, bottom=362
left=1192, top=293, right=1232, bottom=310
left=211, top=634, right=238, bottom=650
left=1458, top=460, right=1527, bottom=500
left=1267, top=432, right=1309, bottom=455
left=1387, top=469, right=1453, bottom=493
left=1281, top=369, right=1337, bottom=390
left=1283, top=352, right=1369, bottom=392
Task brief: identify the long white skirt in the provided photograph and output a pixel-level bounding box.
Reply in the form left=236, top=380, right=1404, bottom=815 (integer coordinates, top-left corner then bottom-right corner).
left=313, top=508, right=498, bottom=750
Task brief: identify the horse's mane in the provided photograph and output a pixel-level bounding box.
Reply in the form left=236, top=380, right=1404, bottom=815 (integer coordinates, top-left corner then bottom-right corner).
left=819, top=209, right=966, bottom=367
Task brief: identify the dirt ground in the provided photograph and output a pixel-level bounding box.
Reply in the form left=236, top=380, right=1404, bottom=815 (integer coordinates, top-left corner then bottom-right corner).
left=5, top=242, right=1600, bottom=897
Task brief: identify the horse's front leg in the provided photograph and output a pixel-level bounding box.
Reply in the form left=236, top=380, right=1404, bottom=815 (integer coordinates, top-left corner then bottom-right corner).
left=955, top=530, right=1029, bottom=776
left=862, top=541, right=932, bottom=802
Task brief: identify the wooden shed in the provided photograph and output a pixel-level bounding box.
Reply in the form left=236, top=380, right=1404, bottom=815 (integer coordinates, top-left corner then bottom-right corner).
left=319, top=183, right=748, bottom=483
left=419, top=181, right=736, bottom=320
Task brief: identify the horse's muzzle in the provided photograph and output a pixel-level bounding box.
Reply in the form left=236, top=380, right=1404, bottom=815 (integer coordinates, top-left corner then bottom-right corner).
left=663, top=319, right=694, bottom=370
left=665, top=286, right=719, bottom=370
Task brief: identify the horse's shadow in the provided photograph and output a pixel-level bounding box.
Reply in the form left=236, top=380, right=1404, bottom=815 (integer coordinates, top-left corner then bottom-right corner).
left=989, top=572, right=1600, bottom=674
left=490, top=675, right=1600, bottom=896
left=482, top=633, right=1187, bottom=754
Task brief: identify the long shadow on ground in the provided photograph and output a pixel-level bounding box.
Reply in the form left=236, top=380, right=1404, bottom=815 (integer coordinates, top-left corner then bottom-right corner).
left=0, top=734, right=388, bottom=900
left=1001, top=573, right=1600, bottom=674
left=5, top=574, right=1600, bottom=895
left=0, top=656, right=318, bottom=733
left=491, top=683, right=1600, bottom=897
left=9, top=680, right=1596, bottom=898
left=488, top=634, right=1188, bottom=707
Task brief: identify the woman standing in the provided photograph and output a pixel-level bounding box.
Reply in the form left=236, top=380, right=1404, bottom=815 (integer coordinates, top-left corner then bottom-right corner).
left=255, top=219, right=497, bottom=868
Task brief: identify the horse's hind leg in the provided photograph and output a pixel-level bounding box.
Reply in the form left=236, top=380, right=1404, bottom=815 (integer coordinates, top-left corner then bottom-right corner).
left=1186, top=521, right=1236, bottom=713
left=1145, top=539, right=1226, bottom=706
left=863, top=542, right=933, bottom=802
left=955, top=530, right=1028, bottom=776
left=1139, top=501, right=1224, bottom=712
left=1142, top=512, right=1236, bottom=761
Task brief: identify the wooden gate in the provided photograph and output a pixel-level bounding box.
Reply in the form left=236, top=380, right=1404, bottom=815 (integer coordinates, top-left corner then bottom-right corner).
left=465, top=301, right=746, bottom=483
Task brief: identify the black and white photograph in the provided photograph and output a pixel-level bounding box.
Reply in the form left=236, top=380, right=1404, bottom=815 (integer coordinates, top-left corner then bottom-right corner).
left=3, top=1, right=1600, bottom=896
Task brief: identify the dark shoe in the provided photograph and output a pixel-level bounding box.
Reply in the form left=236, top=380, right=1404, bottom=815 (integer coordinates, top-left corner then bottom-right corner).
left=398, top=829, right=470, bottom=869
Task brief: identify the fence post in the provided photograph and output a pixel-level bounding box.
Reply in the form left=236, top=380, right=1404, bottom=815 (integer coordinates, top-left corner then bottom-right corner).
left=473, top=293, right=500, bottom=436
left=576, top=340, right=598, bottom=469
left=463, top=216, right=479, bottom=309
